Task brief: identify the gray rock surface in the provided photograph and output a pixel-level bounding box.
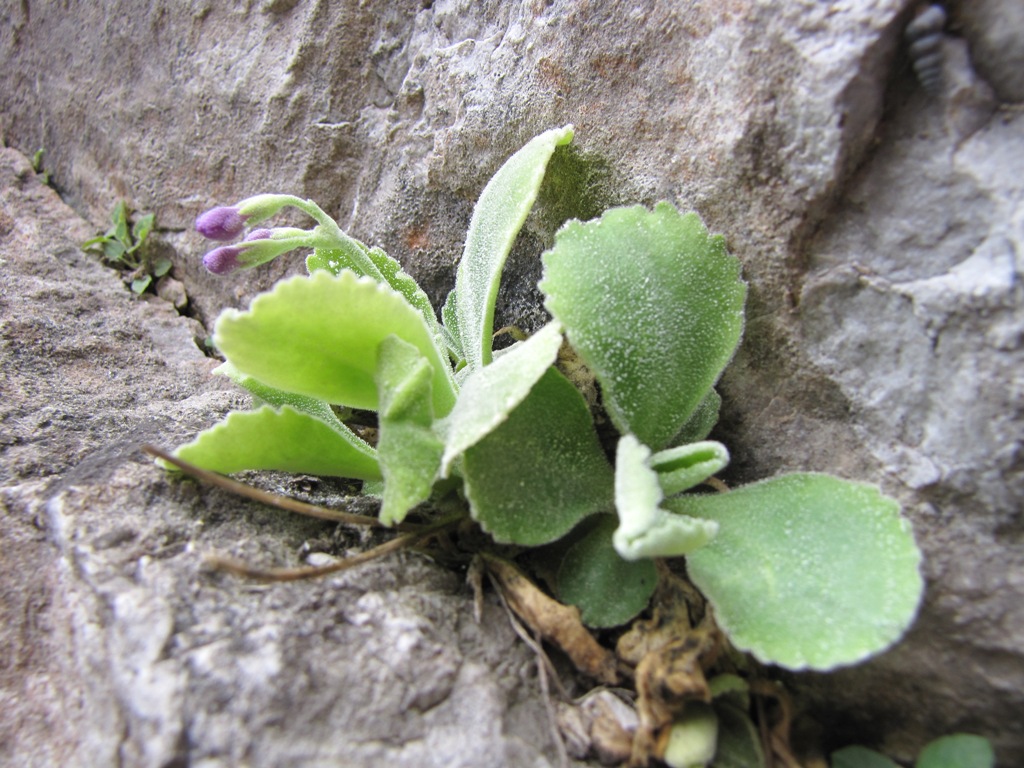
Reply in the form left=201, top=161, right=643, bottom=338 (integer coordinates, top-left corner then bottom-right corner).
left=2, top=0, right=1022, bottom=764
left=0, top=149, right=560, bottom=767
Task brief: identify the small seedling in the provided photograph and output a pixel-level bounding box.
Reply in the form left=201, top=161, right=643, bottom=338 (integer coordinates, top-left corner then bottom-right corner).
left=162, top=127, right=925, bottom=766
left=83, top=200, right=171, bottom=293
left=31, top=148, right=51, bottom=186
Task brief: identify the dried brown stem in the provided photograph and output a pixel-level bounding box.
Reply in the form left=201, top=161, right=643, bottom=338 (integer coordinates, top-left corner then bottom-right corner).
left=202, top=512, right=463, bottom=582
left=143, top=444, right=402, bottom=529
left=203, top=530, right=421, bottom=582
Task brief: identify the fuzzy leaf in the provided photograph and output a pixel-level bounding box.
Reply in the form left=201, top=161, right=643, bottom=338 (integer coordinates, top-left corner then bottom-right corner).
left=215, top=361, right=341, bottom=424
left=375, top=336, right=444, bottom=525
left=307, top=244, right=440, bottom=343
left=455, top=125, right=574, bottom=370
left=152, top=256, right=173, bottom=277
left=541, top=202, right=746, bottom=449
left=462, top=367, right=613, bottom=546
left=613, top=434, right=719, bottom=561
left=677, top=474, right=923, bottom=671
left=671, top=388, right=722, bottom=445
left=649, top=440, right=730, bottom=496
left=132, top=212, right=155, bottom=244
left=214, top=270, right=456, bottom=415
left=440, top=289, right=465, bottom=363
left=439, top=321, right=563, bottom=475
left=916, top=735, right=994, bottom=768
left=171, top=405, right=381, bottom=479
left=557, top=515, right=657, bottom=628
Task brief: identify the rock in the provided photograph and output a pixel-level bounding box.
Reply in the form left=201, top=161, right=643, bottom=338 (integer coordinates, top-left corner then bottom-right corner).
left=1, top=0, right=1022, bottom=763
left=950, top=0, right=1024, bottom=103
left=0, top=149, right=564, bottom=767
left=156, top=275, right=190, bottom=311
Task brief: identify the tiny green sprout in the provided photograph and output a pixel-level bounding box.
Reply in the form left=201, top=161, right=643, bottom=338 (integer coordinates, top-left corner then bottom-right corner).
left=83, top=200, right=170, bottom=294
left=31, top=148, right=51, bottom=186
left=167, top=127, right=923, bottom=683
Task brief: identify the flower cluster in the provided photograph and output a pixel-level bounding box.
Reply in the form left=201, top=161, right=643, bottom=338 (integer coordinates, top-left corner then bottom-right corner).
left=195, top=195, right=315, bottom=274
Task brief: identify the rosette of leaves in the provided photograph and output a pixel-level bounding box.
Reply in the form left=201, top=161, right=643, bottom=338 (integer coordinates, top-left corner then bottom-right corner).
left=169, top=126, right=923, bottom=673
left=83, top=200, right=171, bottom=293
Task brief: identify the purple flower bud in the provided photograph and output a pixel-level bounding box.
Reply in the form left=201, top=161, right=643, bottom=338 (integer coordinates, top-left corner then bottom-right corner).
left=196, top=206, right=246, bottom=241
left=203, top=245, right=243, bottom=274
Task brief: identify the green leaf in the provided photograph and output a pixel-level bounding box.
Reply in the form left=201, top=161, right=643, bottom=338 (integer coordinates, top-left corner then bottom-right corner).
left=307, top=244, right=441, bottom=344
left=613, top=434, right=719, bottom=561
left=132, top=212, right=155, bottom=245
left=375, top=336, right=444, bottom=526
left=557, top=515, right=657, bottom=628
left=830, top=746, right=901, bottom=768
left=171, top=405, right=381, bottom=479
left=152, top=256, right=173, bottom=277
left=130, top=275, right=152, bottom=294
left=677, top=473, right=923, bottom=670
left=214, top=361, right=341, bottom=423
left=440, top=288, right=465, bottom=363
left=111, top=200, right=129, bottom=243
left=82, top=235, right=109, bottom=250
left=455, top=125, right=574, bottom=370
left=439, top=320, right=563, bottom=476
left=650, top=440, right=730, bottom=496
left=916, top=735, right=994, bottom=768
left=662, top=703, right=718, bottom=768
left=103, top=239, right=126, bottom=261
left=214, top=270, right=456, bottom=415
left=462, top=367, right=613, bottom=546
left=708, top=674, right=749, bottom=700
left=711, top=703, right=766, bottom=768
left=541, top=202, right=746, bottom=449
left=671, top=389, right=722, bottom=445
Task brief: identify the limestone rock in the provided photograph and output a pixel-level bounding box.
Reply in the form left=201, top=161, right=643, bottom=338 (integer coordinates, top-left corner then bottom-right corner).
left=0, top=149, right=562, bottom=767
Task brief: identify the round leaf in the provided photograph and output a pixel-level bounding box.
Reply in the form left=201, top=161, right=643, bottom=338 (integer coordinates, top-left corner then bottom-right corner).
left=541, top=202, right=746, bottom=449
left=558, top=515, right=657, bottom=628
left=676, top=473, right=923, bottom=670
left=462, top=368, right=613, bottom=546
left=916, top=735, right=994, bottom=768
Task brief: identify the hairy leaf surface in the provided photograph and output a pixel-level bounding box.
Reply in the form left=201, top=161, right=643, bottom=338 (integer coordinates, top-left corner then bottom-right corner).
left=678, top=474, right=923, bottom=670
left=440, top=321, right=563, bottom=475
left=375, top=336, right=444, bottom=525
left=613, top=435, right=719, bottom=561
left=172, top=405, right=381, bottom=479
left=454, top=124, right=574, bottom=370
left=557, top=515, right=657, bottom=628
left=307, top=244, right=441, bottom=344
left=214, top=361, right=340, bottom=424
left=649, top=440, right=730, bottom=496
left=462, top=367, right=612, bottom=546
left=541, top=202, right=746, bottom=449
left=670, top=388, right=721, bottom=445
left=214, top=271, right=456, bottom=415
